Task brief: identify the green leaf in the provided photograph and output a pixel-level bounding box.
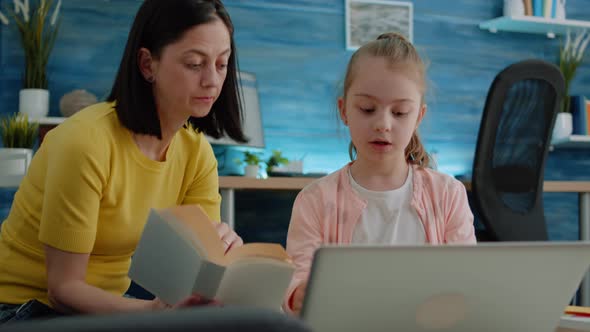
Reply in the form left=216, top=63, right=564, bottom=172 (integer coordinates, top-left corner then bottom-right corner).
left=4, top=0, right=59, bottom=89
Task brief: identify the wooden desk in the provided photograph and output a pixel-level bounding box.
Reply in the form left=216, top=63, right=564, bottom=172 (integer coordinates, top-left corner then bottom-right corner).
left=219, top=176, right=315, bottom=191
left=219, top=177, right=590, bottom=306
left=218, top=176, right=315, bottom=231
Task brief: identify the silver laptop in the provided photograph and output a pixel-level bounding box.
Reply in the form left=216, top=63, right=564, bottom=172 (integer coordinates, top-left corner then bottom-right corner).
left=301, top=242, right=590, bottom=332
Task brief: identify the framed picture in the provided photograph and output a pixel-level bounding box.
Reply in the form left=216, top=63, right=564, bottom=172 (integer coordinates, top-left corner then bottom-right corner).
left=345, top=0, right=413, bottom=50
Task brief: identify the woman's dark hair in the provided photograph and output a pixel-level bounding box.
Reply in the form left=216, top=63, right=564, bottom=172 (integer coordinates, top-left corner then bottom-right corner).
left=108, top=0, right=247, bottom=142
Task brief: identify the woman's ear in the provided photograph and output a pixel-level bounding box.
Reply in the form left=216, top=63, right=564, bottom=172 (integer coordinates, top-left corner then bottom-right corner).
left=338, top=97, right=348, bottom=126
left=138, top=47, right=155, bottom=82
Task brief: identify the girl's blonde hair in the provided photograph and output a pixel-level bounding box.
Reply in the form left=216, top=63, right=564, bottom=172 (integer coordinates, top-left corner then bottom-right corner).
left=344, top=32, right=430, bottom=168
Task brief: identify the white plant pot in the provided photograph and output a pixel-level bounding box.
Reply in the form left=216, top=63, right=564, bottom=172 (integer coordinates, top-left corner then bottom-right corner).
left=0, top=148, right=32, bottom=176
left=244, top=165, right=259, bottom=178
left=19, top=89, right=50, bottom=118
left=552, top=112, right=573, bottom=141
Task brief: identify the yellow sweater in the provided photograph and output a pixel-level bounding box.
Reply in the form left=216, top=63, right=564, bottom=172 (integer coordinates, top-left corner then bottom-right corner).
left=0, top=102, right=221, bottom=306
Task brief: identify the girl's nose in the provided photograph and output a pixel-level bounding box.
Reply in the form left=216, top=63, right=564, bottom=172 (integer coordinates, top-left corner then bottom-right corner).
left=373, top=112, right=392, bottom=132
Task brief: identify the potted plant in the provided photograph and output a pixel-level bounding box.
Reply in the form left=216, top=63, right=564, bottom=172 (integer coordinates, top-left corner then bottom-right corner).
left=265, top=149, right=289, bottom=175
left=0, top=113, right=39, bottom=177
left=236, top=151, right=263, bottom=178
left=0, top=0, right=61, bottom=118
left=554, top=30, right=590, bottom=140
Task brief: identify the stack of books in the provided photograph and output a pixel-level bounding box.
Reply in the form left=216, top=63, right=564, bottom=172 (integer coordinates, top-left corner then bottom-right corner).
left=520, top=0, right=564, bottom=18
left=560, top=306, right=590, bottom=331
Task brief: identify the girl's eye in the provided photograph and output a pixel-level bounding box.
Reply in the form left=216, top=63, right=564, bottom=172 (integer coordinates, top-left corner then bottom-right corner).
left=217, top=63, right=228, bottom=70
left=360, top=108, right=374, bottom=113
left=394, top=112, right=408, bottom=117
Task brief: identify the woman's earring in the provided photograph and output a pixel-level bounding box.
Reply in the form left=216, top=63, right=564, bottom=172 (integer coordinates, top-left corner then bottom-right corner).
left=146, top=76, right=154, bottom=83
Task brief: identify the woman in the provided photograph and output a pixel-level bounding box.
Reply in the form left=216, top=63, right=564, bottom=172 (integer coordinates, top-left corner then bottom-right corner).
left=0, top=0, right=245, bottom=321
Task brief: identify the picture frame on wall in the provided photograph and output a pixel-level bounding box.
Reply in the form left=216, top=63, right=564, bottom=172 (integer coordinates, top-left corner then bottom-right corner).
left=345, top=0, right=413, bottom=50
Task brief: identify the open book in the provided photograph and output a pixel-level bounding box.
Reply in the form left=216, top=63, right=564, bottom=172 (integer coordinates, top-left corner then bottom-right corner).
left=128, top=205, right=295, bottom=309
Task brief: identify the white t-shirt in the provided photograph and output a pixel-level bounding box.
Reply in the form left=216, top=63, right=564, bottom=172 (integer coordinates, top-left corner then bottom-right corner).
left=350, top=166, right=426, bottom=245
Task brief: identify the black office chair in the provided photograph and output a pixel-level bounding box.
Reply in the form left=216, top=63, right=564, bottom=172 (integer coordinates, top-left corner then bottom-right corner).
left=472, top=59, right=565, bottom=242
left=0, top=306, right=312, bottom=332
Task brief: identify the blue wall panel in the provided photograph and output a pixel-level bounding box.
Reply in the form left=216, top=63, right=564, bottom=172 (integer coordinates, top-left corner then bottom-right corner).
left=1, top=0, right=589, bottom=240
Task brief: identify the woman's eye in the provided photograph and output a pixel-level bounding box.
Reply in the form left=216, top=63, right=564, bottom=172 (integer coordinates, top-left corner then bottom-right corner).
left=394, top=111, right=408, bottom=117
left=186, top=63, right=202, bottom=70
left=360, top=107, right=374, bottom=113
left=217, top=63, right=228, bottom=70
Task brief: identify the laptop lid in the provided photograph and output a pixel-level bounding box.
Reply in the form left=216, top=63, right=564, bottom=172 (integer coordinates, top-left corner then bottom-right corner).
left=301, top=242, right=590, bottom=332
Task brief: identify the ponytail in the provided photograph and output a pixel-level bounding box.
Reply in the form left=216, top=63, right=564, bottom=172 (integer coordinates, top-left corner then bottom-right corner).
left=405, top=132, right=430, bottom=167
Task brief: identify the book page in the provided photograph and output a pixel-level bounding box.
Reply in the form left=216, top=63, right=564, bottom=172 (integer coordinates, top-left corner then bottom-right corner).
left=226, top=243, right=292, bottom=265
left=215, top=258, right=295, bottom=310
left=163, top=205, right=226, bottom=265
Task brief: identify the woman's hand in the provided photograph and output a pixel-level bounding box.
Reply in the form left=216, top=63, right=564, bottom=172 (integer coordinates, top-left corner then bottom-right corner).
left=214, top=222, right=244, bottom=253
left=151, top=294, right=220, bottom=310
left=291, top=281, right=307, bottom=315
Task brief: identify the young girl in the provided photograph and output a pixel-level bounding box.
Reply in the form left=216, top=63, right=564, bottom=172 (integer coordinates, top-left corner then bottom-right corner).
left=284, top=32, right=476, bottom=314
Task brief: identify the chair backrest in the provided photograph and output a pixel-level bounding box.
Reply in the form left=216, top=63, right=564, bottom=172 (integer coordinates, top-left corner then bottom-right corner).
left=0, top=307, right=313, bottom=332
left=472, top=59, right=565, bottom=241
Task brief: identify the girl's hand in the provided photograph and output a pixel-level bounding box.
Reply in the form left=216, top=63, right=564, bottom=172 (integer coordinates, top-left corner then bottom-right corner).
left=151, top=294, right=221, bottom=310
left=291, top=281, right=307, bottom=315
left=214, top=222, right=244, bottom=253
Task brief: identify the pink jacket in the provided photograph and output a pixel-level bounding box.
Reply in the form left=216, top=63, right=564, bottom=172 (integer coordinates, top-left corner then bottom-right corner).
left=283, top=163, right=476, bottom=312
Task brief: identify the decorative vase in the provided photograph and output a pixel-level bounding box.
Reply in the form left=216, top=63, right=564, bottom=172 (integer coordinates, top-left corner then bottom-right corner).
left=59, top=89, right=98, bottom=117
left=19, top=89, right=49, bottom=118
left=244, top=165, right=259, bottom=178
left=552, top=112, right=573, bottom=141
left=503, top=0, right=525, bottom=16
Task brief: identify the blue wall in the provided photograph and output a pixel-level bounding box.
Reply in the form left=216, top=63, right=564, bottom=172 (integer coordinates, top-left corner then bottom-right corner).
left=1, top=0, right=590, bottom=240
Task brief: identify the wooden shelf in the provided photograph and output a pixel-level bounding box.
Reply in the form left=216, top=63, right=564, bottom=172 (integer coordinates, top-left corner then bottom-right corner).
left=31, top=116, right=65, bottom=125
left=479, top=16, right=590, bottom=38
left=550, top=135, right=590, bottom=150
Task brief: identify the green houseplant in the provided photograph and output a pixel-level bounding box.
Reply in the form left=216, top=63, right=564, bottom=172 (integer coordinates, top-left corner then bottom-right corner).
left=235, top=151, right=263, bottom=178
left=559, top=30, right=590, bottom=114
left=0, top=0, right=61, bottom=118
left=265, top=150, right=289, bottom=175
left=1, top=113, right=39, bottom=149
left=553, top=30, right=590, bottom=141
left=0, top=113, right=39, bottom=180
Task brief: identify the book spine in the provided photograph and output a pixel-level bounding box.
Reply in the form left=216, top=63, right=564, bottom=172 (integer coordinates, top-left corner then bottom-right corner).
left=523, top=0, right=533, bottom=15
left=533, top=0, right=543, bottom=16
left=585, top=97, right=590, bottom=136
left=543, top=0, right=553, bottom=18
left=551, top=0, right=557, bottom=18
